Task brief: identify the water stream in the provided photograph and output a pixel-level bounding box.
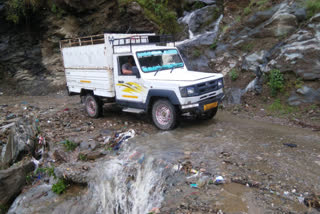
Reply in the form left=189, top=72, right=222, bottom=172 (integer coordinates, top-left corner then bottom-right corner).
left=89, top=145, right=171, bottom=214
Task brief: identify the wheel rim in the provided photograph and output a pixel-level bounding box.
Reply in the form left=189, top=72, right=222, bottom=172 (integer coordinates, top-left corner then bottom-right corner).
left=155, top=104, right=172, bottom=126
left=87, top=97, right=96, bottom=115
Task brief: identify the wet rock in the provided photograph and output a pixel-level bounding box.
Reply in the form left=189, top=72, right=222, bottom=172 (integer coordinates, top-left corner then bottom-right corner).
left=288, top=86, right=320, bottom=106
left=0, top=161, right=35, bottom=206
left=1, top=118, right=37, bottom=168
left=182, top=5, right=220, bottom=36
left=55, top=162, right=94, bottom=184
left=8, top=184, right=97, bottom=214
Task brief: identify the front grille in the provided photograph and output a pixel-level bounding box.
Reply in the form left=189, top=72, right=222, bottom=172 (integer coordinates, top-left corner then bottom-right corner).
left=196, top=80, right=218, bottom=95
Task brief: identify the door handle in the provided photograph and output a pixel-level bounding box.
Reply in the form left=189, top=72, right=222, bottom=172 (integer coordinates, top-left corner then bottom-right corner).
left=118, top=81, right=124, bottom=83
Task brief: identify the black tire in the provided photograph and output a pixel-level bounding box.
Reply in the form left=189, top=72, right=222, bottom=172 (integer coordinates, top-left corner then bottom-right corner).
left=85, top=94, right=102, bottom=118
left=199, top=107, right=218, bottom=120
left=152, top=99, right=178, bottom=130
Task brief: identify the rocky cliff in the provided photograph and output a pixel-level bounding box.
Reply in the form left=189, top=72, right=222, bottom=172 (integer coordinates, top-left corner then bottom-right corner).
left=0, top=0, right=319, bottom=106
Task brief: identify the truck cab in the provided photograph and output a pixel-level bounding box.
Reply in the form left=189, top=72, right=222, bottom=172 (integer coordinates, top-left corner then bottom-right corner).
left=60, top=34, right=224, bottom=130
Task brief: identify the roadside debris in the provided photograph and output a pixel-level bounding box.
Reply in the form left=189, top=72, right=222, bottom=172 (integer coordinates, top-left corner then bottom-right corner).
left=283, top=143, right=298, bottom=148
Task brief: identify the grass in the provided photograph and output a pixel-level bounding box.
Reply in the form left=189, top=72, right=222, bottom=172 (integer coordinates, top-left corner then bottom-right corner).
left=267, top=99, right=297, bottom=115
left=192, top=49, right=201, bottom=58
left=60, top=140, right=78, bottom=151
left=35, top=167, right=56, bottom=178
left=240, top=43, right=254, bottom=52
left=52, top=179, right=67, bottom=194
left=210, top=40, right=218, bottom=50
left=268, top=69, right=284, bottom=97
left=305, top=0, right=320, bottom=18
left=0, top=204, right=9, bottom=214
left=78, top=153, right=87, bottom=161
left=229, top=68, right=239, bottom=81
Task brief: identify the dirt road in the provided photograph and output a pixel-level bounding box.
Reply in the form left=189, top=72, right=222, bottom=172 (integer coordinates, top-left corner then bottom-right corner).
left=1, top=94, right=320, bottom=213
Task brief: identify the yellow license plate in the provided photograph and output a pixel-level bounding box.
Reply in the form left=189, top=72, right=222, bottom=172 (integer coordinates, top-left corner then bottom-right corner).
left=204, top=102, right=218, bottom=111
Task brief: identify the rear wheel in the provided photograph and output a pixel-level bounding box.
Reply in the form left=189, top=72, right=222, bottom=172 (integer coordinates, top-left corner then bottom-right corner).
left=85, top=94, right=102, bottom=118
left=199, top=107, right=218, bottom=120
left=152, top=99, right=178, bottom=130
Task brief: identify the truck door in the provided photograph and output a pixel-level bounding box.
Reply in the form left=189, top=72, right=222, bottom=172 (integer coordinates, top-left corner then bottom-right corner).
left=114, top=55, right=146, bottom=106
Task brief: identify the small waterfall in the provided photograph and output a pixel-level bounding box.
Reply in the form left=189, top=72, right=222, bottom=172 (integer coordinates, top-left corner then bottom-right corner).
left=90, top=147, right=169, bottom=214
left=176, top=14, right=224, bottom=46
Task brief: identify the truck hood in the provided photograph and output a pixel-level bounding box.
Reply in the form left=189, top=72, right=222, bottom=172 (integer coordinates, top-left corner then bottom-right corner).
left=143, top=69, right=221, bottom=82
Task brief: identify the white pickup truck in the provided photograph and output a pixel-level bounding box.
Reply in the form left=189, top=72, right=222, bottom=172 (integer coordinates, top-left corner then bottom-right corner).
left=60, top=33, right=224, bottom=130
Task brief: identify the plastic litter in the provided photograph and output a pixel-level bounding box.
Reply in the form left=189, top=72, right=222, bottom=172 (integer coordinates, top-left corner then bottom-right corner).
left=172, top=164, right=182, bottom=171
left=190, top=183, right=198, bottom=188
left=214, top=176, right=225, bottom=184
left=113, top=129, right=135, bottom=150
left=138, top=154, right=145, bottom=164
left=283, top=143, right=297, bottom=148
left=190, top=169, right=198, bottom=174
left=6, top=113, right=16, bottom=120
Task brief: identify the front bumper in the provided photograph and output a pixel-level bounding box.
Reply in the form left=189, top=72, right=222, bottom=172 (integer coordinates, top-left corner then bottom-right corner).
left=180, top=92, right=224, bottom=114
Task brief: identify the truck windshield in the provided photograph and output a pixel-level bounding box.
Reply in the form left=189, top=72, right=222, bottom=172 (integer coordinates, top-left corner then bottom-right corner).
left=136, top=49, right=184, bottom=73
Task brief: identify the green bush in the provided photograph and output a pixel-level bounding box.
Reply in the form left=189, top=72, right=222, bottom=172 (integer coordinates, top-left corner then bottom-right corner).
left=120, top=0, right=180, bottom=34
left=306, top=0, right=320, bottom=18
left=229, top=68, right=239, bottom=81
left=6, top=0, right=42, bottom=24
left=52, top=179, right=67, bottom=194
left=268, top=69, right=284, bottom=96
left=244, top=6, right=251, bottom=15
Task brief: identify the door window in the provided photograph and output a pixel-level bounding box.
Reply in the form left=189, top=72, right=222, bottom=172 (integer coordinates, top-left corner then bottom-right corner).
left=118, top=55, right=138, bottom=76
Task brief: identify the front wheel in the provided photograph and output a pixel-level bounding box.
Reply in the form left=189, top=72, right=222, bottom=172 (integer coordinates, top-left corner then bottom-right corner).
left=85, top=94, right=102, bottom=118
left=152, top=99, right=178, bottom=130
left=199, top=107, right=218, bottom=120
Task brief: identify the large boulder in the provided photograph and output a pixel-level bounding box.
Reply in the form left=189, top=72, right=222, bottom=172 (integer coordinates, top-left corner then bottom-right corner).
left=250, top=4, right=298, bottom=38
left=266, top=13, right=320, bottom=80
left=1, top=118, right=37, bottom=168
left=0, top=161, right=35, bottom=206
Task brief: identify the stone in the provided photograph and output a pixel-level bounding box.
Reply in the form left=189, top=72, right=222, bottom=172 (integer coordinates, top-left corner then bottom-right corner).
left=242, top=51, right=267, bottom=72
left=0, top=161, right=35, bottom=206
left=55, top=162, right=94, bottom=184
left=288, top=86, right=320, bottom=106
left=293, top=8, right=307, bottom=22
left=79, top=141, right=97, bottom=151
left=1, top=118, right=37, bottom=168
left=52, top=149, right=69, bottom=163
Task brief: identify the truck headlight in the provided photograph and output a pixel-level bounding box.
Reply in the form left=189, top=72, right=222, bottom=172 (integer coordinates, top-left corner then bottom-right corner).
left=179, top=87, right=187, bottom=97
left=187, top=87, right=195, bottom=96
left=218, top=79, right=223, bottom=88
left=180, top=86, right=197, bottom=97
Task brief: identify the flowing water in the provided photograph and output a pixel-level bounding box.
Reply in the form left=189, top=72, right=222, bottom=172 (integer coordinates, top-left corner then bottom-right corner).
left=90, top=147, right=168, bottom=214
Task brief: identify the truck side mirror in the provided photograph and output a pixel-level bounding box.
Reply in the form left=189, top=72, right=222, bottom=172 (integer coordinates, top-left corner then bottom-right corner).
left=132, top=66, right=140, bottom=78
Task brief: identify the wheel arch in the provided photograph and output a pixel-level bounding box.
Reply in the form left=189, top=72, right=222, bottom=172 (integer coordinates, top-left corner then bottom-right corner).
left=146, top=89, right=180, bottom=112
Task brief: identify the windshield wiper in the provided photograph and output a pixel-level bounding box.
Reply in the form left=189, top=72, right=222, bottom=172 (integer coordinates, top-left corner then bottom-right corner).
left=170, top=66, right=176, bottom=74
left=154, top=68, right=164, bottom=76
